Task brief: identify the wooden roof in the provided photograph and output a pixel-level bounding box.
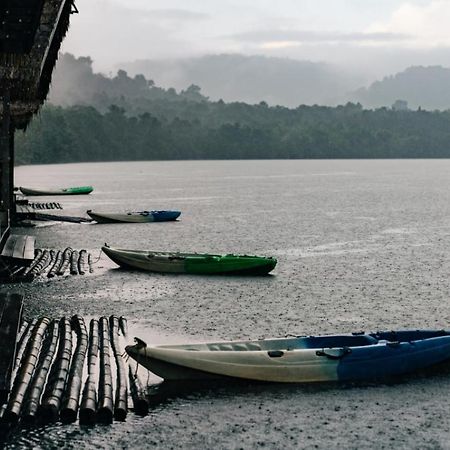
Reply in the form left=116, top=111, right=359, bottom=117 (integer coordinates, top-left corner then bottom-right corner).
left=0, top=0, right=74, bottom=128
left=0, top=0, right=45, bottom=54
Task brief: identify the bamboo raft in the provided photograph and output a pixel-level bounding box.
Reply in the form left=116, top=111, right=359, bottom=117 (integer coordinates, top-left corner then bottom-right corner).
left=1, top=247, right=95, bottom=282
left=16, top=202, right=63, bottom=212
left=0, top=315, right=149, bottom=429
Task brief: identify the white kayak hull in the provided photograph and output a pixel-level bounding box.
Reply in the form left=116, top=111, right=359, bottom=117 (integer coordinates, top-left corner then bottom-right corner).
left=127, top=345, right=338, bottom=382
left=126, top=331, right=450, bottom=383
left=103, top=246, right=186, bottom=273
left=87, top=210, right=180, bottom=224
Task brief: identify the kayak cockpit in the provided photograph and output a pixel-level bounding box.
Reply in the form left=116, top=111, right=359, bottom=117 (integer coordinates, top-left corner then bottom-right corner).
left=369, top=329, right=449, bottom=342
left=158, top=330, right=450, bottom=353
left=159, top=334, right=379, bottom=352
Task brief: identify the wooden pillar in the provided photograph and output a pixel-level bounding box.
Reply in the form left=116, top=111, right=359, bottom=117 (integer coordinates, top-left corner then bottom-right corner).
left=0, top=88, right=11, bottom=240
left=9, top=122, right=14, bottom=215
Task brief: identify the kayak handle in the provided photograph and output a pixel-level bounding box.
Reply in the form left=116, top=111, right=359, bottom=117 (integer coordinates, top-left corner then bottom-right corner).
left=316, top=347, right=352, bottom=360
left=134, top=337, right=147, bottom=349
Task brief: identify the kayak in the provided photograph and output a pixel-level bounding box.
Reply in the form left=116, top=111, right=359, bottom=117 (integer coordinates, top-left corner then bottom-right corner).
left=87, top=210, right=181, bottom=224
left=102, top=245, right=277, bottom=275
left=126, top=330, right=450, bottom=383
left=20, top=186, right=93, bottom=196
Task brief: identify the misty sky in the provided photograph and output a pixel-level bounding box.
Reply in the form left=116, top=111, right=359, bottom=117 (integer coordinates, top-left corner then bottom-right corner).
left=62, top=0, right=450, bottom=78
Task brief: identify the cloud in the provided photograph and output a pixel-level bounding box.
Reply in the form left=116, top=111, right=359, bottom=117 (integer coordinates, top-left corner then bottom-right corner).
left=367, top=1, right=450, bottom=47
left=145, top=9, right=209, bottom=21
left=227, top=29, right=410, bottom=45
left=61, top=0, right=202, bottom=70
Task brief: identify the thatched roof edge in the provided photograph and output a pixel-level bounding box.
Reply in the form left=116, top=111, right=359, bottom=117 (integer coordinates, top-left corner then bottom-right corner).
left=0, top=0, right=72, bottom=128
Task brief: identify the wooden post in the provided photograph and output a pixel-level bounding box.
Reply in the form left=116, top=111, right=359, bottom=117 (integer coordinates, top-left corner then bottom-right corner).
left=0, top=88, right=11, bottom=241
left=9, top=122, right=14, bottom=217
left=0, top=293, right=24, bottom=405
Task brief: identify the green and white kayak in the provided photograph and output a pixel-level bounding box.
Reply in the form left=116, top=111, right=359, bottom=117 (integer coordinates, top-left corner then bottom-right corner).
left=20, top=186, right=93, bottom=196
left=102, top=245, right=277, bottom=275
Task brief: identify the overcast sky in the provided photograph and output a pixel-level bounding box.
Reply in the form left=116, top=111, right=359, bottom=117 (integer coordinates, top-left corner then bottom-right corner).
left=62, top=0, right=450, bottom=77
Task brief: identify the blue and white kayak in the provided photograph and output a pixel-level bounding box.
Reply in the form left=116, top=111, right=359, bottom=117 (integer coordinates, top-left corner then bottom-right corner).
left=126, top=330, right=450, bottom=383
left=87, top=210, right=181, bottom=224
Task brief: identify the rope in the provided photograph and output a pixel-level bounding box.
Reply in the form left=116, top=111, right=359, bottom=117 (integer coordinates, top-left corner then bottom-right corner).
left=91, top=247, right=104, bottom=264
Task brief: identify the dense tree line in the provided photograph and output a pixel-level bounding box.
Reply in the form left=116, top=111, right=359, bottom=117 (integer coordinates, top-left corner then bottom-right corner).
left=15, top=54, right=450, bottom=164
left=15, top=100, right=450, bottom=164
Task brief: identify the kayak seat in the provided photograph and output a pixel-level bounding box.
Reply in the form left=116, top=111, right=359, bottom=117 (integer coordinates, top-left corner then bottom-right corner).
left=247, top=343, right=262, bottom=350
left=232, top=344, right=249, bottom=351
left=209, top=345, right=220, bottom=351
left=219, top=344, right=233, bottom=351
left=208, top=343, right=263, bottom=351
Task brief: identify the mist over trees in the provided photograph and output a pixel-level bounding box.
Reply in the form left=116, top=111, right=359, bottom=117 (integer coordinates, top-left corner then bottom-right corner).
left=351, top=66, right=450, bottom=110
left=15, top=53, right=450, bottom=164
left=118, top=54, right=360, bottom=107
left=50, top=53, right=450, bottom=111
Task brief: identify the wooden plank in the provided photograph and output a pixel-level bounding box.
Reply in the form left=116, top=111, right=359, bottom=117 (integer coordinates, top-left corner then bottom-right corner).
left=0, top=293, right=23, bottom=404
left=1, top=234, right=35, bottom=260
left=1, top=234, right=16, bottom=258
left=15, top=204, right=32, bottom=214
left=12, top=237, right=26, bottom=259
left=0, top=223, right=10, bottom=254
left=22, top=235, right=35, bottom=260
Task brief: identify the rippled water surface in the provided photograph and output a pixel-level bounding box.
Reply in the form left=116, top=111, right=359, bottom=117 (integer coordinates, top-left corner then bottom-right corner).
left=4, top=159, right=450, bottom=449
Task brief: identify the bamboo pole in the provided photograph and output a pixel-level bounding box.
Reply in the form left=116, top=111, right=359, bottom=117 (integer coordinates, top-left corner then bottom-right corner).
left=128, top=365, right=149, bottom=416
left=47, top=250, right=62, bottom=278
left=88, top=253, right=94, bottom=273
left=22, top=249, right=43, bottom=277
left=46, top=250, right=56, bottom=276
left=78, top=250, right=87, bottom=275
left=22, top=320, right=59, bottom=424
left=60, top=316, right=88, bottom=423
left=57, top=247, right=72, bottom=276
left=109, top=316, right=127, bottom=421
left=3, top=318, right=49, bottom=423
left=30, top=249, right=51, bottom=276
left=97, top=317, right=113, bottom=424
left=16, top=319, right=29, bottom=344
left=39, top=318, right=72, bottom=422
left=11, top=319, right=37, bottom=384
left=79, top=319, right=99, bottom=425
left=0, top=318, right=31, bottom=420
left=119, top=317, right=128, bottom=337
left=70, top=250, right=79, bottom=275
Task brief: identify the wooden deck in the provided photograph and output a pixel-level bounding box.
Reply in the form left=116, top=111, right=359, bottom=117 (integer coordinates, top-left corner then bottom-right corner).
left=0, top=293, right=23, bottom=404
left=1, top=234, right=35, bottom=261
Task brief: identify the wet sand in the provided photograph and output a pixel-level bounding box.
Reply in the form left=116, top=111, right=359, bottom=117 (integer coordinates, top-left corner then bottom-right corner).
left=3, top=159, right=450, bottom=449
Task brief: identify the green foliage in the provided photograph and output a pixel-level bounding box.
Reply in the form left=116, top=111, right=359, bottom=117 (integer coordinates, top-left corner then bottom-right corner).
left=14, top=54, right=450, bottom=163
left=15, top=100, right=450, bottom=164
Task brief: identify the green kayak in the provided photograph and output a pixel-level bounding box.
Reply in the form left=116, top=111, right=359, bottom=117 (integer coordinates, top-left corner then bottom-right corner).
left=20, top=186, right=93, bottom=196
left=102, top=245, right=277, bottom=275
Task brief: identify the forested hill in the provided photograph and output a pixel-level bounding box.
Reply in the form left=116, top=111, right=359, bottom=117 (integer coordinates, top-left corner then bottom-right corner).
left=352, top=66, right=450, bottom=110
left=49, top=53, right=356, bottom=107
left=14, top=53, right=450, bottom=164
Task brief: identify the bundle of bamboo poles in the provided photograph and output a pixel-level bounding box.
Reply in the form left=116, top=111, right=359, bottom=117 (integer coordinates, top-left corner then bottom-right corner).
left=18, top=247, right=95, bottom=281
left=0, top=315, right=149, bottom=428
left=29, top=202, right=63, bottom=210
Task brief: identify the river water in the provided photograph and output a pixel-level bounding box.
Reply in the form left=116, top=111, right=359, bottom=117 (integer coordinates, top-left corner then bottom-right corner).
left=4, top=159, right=450, bottom=449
